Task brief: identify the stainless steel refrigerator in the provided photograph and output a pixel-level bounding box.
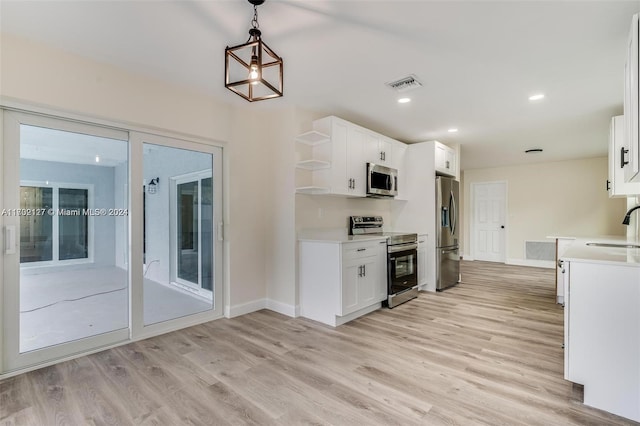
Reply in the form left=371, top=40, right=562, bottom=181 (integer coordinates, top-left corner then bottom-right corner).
left=436, top=176, right=460, bottom=290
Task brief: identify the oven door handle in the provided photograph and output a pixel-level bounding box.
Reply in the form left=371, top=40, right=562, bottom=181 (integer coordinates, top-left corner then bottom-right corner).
left=387, top=243, right=418, bottom=253
left=441, top=247, right=459, bottom=254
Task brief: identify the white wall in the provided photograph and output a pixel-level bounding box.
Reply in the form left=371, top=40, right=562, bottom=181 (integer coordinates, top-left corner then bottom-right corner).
left=0, top=33, right=298, bottom=318
left=462, top=157, right=628, bottom=264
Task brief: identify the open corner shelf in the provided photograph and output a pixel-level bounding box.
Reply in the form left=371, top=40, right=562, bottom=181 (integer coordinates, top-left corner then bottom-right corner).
left=295, top=186, right=330, bottom=195
left=295, top=131, right=330, bottom=146
left=296, top=160, right=331, bottom=171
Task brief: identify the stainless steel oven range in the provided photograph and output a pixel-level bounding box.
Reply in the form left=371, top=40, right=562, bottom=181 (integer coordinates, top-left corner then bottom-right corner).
left=349, top=216, right=418, bottom=308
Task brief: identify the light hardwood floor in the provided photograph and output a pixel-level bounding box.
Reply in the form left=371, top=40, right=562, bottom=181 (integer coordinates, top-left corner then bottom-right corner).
left=1, top=261, right=638, bottom=425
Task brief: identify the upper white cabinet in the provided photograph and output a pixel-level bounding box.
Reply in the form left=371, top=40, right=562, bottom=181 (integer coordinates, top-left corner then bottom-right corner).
left=434, top=141, right=458, bottom=178
left=295, top=116, right=407, bottom=197
left=609, top=115, right=640, bottom=196
left=365, top=133, right=394, bottom=166
left=435, top=141, right=458, bottom=177
left=624, top=14, right=640, bottom=182
left=295, top=116, right=365, bottom=196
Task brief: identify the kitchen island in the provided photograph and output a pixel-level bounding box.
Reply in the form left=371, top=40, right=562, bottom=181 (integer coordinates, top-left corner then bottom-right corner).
left=560, top=236, right=640, bottom=422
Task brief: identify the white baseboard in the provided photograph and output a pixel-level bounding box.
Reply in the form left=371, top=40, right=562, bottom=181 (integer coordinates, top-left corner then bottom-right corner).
left=225, top=299, right=266, bottom=318
left=463, top=254, right=474, bottom=261
left=266, top=299, right=299, bottom=317
left=225, top=298, right=298, bottom=319
left=506, top=258, right=555, bottom=269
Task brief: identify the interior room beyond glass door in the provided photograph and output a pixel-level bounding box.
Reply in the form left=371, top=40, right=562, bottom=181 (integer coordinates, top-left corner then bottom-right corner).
left=2, top=110, right=130, bottom=371
left=142, top=142, right=222, bottom=326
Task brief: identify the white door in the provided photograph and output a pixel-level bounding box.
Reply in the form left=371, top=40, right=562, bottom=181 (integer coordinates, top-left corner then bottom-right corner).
left=472, top=181, right=506, bottom=262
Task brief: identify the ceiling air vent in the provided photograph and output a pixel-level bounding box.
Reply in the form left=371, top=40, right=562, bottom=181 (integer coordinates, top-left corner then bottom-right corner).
left=386, top=74, right=423, bottom=93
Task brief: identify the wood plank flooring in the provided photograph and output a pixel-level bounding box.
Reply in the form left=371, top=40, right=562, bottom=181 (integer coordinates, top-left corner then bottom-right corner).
left=1, top=261, right=638, bottom=425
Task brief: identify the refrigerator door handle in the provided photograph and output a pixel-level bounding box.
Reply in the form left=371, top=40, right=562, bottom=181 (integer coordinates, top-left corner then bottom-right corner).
left=449, top=190, right=457, bottom=236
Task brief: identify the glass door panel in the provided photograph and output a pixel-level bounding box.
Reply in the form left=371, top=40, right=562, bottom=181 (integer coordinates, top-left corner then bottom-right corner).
left=177, top=180, right=199, bottom=285
left=58, top=188, right=89, bottom=260
left=201, top=177, right=213, bottom=292
left=142, top=143, right=216, bottom=326
left=19, top=186, right=53, bottom=263
left=2, top=111, right=130, bottom=370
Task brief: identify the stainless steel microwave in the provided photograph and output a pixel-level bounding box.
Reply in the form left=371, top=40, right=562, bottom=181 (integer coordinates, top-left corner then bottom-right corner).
left=366, top=163, right=398, bottom=197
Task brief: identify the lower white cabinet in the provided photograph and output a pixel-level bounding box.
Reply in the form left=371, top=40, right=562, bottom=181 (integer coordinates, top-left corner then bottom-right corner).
left=563, top=259, right=640, bottom=422
left=554, top=237, right=574, bottom=304
left=300, top=238, right=387, bottom=326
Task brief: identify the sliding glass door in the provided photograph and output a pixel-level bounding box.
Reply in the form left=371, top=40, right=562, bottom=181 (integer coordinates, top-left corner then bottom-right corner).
left=138, top=136, right=223, bottom=330
left=1, top=110, right=224, bottom=373
left=2, top=111, right=129, bottom=371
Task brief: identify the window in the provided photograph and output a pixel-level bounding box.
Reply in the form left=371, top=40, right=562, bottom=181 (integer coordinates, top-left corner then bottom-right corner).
left=19, top=182, right=93, bottom=265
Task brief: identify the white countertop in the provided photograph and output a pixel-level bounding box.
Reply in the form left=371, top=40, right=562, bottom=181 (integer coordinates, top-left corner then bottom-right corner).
left=298, top=228, right=388, bottom=243
left=560, top=235, right=640, bottom=266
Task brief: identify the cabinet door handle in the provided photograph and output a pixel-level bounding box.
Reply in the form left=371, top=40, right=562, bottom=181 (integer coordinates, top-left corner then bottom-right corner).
left=446, top=160, right=450, bottom=169
left=380, top=151, right=384, bottom=161
left=606, top=180, right=611, bottom=191
left=357, top=248, right=366, bottom=252
left=362, top=264, right=366, bottom=276
left=621, top=147, right=629, bottom=168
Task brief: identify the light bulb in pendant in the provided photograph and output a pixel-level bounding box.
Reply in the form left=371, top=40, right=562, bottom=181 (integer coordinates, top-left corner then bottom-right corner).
left=249, top=55, right=260, bottom=85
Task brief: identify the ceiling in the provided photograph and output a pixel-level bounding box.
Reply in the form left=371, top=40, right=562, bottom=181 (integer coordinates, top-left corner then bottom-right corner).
left=2, top=0, right=639, bottom=170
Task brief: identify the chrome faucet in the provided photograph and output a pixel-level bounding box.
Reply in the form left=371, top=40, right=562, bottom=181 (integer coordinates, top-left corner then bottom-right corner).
left=622, top=204, right=640, bottom=225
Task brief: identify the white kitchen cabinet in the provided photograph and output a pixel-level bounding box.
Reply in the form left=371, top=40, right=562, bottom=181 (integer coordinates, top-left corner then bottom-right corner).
left=624, top=14, right=639, bottom=182
left=295, top=116, right=408, bottom=198
left=563, top=258, right=640, bottom=422
left=609, top=115, right=640, bottom=196
left=417, top=234, right=428, bottom=288
left=434, top=141, right=457, bottom=178
left=365, top=132, right=394, bottom=166
left=296, top=116, right=366, bottom=197
left=554, top=237, right=574, bottom=304
left=299, top=238, right=387, bottom=327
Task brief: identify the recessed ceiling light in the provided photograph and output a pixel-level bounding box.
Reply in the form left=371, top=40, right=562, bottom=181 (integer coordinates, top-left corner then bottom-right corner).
left=398, top=97, right=411, bottom=104
left=528, top=93, right=545, bottom=101
left=448, top=128, right=458, bottom=133
left=525, top=148, right=543, bottom=154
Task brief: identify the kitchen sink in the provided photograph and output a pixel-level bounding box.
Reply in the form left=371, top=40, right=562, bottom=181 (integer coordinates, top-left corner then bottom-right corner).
left=586, top=242, right=640, bottom=249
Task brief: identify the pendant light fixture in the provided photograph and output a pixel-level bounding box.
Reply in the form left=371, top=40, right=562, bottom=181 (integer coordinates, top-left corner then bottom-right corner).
left=225, top=0, right=283, bottom=102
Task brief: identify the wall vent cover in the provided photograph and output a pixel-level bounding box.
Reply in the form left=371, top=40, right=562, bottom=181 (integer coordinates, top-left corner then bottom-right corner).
left=386, top=74, right=423, bottom=93
left=525, top=241, right=555, bottom=261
